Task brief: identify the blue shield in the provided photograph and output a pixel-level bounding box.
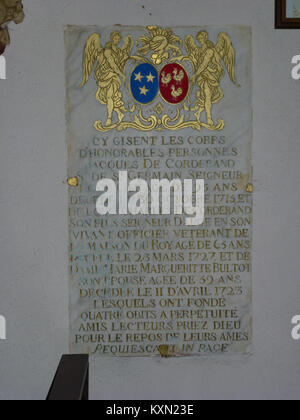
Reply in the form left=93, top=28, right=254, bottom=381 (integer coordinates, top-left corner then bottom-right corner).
left=130, top=63, right=159, bottom=104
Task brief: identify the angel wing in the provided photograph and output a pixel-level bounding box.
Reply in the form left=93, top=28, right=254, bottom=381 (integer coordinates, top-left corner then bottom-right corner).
left=121, top=34, right=133, bottom=56
left=184, top=35, right=201, bottom=69
left=119, top=34, right=133, bottom=70
left=80, top=33, right=103, bottom=88
left=215, top=32, right=240, bottom=87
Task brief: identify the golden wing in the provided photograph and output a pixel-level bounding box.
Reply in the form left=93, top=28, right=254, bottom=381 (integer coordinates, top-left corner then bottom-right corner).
left=215, top=32, right=240, bottom=87
left=121, top=35, right=133, bottom=57
left=119, top=34, right=133, bottom=69
left=137, top=33, right=151, bottom=56
left=185, top=35, right=200, bottom=69
left=80, top=33, right=103, bottom=88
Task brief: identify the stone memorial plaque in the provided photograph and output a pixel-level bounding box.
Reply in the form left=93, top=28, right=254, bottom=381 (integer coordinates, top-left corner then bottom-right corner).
left=66, top=25, right=252, bottom=357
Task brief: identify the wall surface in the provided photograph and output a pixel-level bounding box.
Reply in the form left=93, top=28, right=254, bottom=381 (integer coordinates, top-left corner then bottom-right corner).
left=0, top=0, right=300, bottom=400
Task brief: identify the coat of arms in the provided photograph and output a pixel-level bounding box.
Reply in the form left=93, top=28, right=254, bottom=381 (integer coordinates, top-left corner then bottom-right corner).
left=80, top=26, right=239, bottom=132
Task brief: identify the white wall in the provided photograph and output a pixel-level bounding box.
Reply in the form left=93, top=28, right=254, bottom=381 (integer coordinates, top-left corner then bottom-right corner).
left=0, top=0, right=300, bottom=400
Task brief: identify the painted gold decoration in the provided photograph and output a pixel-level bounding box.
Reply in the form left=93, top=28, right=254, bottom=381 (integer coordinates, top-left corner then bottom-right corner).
left=178, top=31, right=240, bottom=126
left=137, top=26, right=182, bottom=65
left=246, top=183, right=254, bottom=193
left=80, top=27, right=240, bottom=132
left=80, top=31, right=133, bottom=128
left=67, top=177, right=79, bottom=187
left=0, top=0, right=25, bottom=49
left=154, top=102, right=164, bottom=115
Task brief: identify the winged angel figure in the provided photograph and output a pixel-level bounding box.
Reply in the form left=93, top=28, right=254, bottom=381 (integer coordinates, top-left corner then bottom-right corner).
left=80, top=31, right=133, bottom=127
left=177, top=31, right=239, bottom=127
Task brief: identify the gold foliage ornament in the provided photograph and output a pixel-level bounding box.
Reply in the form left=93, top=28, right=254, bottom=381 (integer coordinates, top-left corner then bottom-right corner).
left=0, top=0, right=25, bottom=52
left=80, top=26, right=240, bottom=132
left=137, top=26, right=182, bottom=65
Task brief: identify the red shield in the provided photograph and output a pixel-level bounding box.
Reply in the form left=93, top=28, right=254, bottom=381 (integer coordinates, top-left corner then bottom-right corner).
left=159, top=63, right=189, bottom=104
